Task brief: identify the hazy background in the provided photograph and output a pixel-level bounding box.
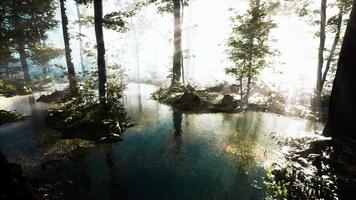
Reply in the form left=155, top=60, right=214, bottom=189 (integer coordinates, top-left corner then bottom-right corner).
left=46, top=0, right=337, bottom=100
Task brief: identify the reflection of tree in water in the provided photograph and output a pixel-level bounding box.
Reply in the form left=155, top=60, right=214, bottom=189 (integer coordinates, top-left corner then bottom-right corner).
left=70, top=145, right=92, bottom=200
left=173, top=110, right=182, bottom=136
left=173, top=110, right=183, bottom=162
left=103, top=144, right=128, bottom=200
left=137, top=84, right=143, bottom=120
left=226, top=131, right=257, bottom=175
left=223, top=113, right=265, bottom=175
left=28, top=95, right=36, bottom=118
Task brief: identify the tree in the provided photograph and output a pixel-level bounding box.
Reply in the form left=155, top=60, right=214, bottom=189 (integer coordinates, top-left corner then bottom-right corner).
left=172, top=0, right=183, bottom=86
left=314, top=0, right=353, bottom=112
left=75, top=0, right=148, bottom=111
left=76, top=3, right=86, bottom=73
left=323, top=0, right=356, bottom=139
left=0, top=0, right=57, bottom=83
left=225, top=0, right=277, bottom=107
left=315, top=0, right=327, bottom=113
left=59, top=0, right=77, bottom=93
left=31, top=44, right=64, bottom=76
left=152, top=0, right=188, bottom=86
left=94, top=0, right=107, bottom=111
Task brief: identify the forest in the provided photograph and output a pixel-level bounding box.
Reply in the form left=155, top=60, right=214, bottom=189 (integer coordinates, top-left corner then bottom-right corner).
left=1, top=0, right=356, bottom=199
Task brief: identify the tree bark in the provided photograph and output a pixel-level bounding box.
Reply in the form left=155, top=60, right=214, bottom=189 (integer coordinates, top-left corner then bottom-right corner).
left=315, top=0, right=327, bottom=112
left=180, top=0, right=185, bottom=85
left=171, top=0, right=182, bottom=87
left=59, top=0, right=77, bottom=93
left=94, top=0, right=107, bottom=111
left=323, top=1, right=356, bottom=138
left=321, top=8, right=343, bottom=90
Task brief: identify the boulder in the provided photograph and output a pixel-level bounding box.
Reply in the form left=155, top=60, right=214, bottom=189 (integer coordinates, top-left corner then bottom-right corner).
left=218, top=95, right=238, bottom=110
left=221, top=95, right=234, bottom=106
left=175, top=92, right=201, bottom=110
left=37, top=90, right=67, bottom=103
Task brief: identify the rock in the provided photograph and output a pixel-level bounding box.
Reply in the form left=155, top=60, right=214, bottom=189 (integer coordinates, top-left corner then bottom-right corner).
left=175, top=92, right=201, bottom=110
left=99, top=133, right=123, bottom=144
left=37, top=89, right=69, bottom=103
left=220, top=95, right=236, bottom=108
left=186, top=84, right=195, bottom=92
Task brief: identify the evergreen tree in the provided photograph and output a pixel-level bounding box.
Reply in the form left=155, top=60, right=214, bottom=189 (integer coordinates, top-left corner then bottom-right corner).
left=0, top=0, right=57, bottom=83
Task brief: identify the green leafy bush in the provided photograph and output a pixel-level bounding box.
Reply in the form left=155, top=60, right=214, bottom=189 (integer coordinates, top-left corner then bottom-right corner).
left=47, top=64, right=129, bottom=141
left=0, top=110, right=24, bottom=126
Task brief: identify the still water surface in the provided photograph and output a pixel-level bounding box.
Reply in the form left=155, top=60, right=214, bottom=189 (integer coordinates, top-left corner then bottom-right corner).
left=0, top=83, right=323, bottom=200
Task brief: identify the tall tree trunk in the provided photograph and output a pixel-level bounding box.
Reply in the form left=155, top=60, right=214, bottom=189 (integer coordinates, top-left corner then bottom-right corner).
left=59, top=0, right=77, bottom=93
left=17, top=39, right=31, bottom=83
left=171, top=0, right=182, bottom=87
left=239, top=76, right=244, bottom=102
left=76, top=3, right=85, bottom=73
left=94, top=0, right=107, bottom=111
left=180, top=0, right=185, bottom=85
left=321, top=7, right=343, bottom=90
left=315, top=0, right=327, bottom=112
left=323, top=1, right=356, bottom=138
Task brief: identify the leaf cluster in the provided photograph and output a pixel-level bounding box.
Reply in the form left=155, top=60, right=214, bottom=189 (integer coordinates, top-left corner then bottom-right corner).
left=226, top=1, right=277, bottom=83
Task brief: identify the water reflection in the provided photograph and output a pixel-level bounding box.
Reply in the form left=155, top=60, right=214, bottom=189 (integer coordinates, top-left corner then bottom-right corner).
left=0, top=83, right=325, bottom=200
left=173, top=110, right=183, bottom=136
left=137, top=84, right=143, bottom=121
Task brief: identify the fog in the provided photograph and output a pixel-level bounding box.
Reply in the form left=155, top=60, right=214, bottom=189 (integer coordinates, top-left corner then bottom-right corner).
left=47, top=0, right=335, bottom=98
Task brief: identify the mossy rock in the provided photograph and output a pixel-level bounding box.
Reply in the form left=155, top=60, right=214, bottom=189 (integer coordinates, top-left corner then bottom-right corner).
left=174, top=92, right=201, bottom=110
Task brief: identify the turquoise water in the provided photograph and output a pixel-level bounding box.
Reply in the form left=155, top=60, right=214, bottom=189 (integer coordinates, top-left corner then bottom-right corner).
left=0, top=83, right=323, bottom=200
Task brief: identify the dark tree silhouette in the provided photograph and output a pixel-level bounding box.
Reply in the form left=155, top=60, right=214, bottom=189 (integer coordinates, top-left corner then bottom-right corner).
left=59, top=0, right=77, bottom=93
left=324, top=1, right=356, bottom=139
left=94, top=0, right=107, bottom=111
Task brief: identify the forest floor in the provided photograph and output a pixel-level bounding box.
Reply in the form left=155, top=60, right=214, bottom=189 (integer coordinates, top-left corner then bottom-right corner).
left=265, top=132, right=356, bottom=199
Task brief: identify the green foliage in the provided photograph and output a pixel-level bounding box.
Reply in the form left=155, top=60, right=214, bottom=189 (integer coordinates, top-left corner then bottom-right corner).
left=31, top=44, right=64, bottom=67
left=76, top=0, right=148, bottom=32
left=0, top=0, right=59, bottom=80
left=0, top=0, right=58, bottom=48
left=0, top=110, right=24, bottom=126
left=151, top=0, right=189, bottom=13
left=265, top=160, right=338, bottom=200
left=226, top=0, right=277, bottom=104
left=0, top=79, right=32, bottom=97
left=47, top=63, right=128, bottom=140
